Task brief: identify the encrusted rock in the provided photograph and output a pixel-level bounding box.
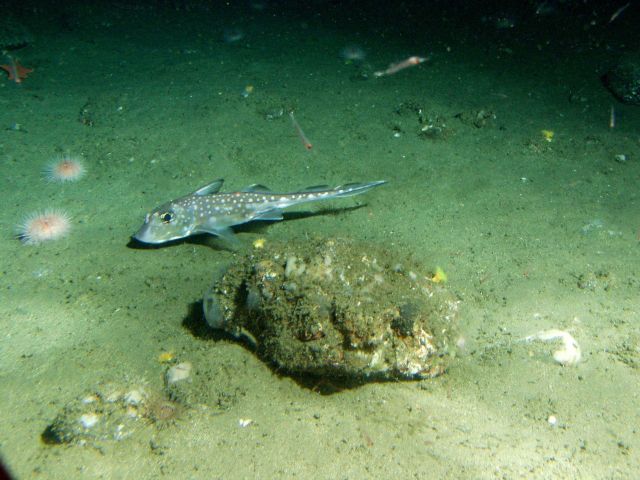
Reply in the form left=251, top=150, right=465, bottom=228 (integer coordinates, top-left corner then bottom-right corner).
left=41, top=384, right=151, bottom=445
left=603, top=53, right=640, bottom=105
left=204, top=237, right=460, bottom=381
left=0, top=17, right=32, bottom=50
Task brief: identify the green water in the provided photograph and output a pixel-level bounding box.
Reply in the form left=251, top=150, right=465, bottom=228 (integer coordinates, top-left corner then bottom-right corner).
left=1, top=1, right=638, bottom=478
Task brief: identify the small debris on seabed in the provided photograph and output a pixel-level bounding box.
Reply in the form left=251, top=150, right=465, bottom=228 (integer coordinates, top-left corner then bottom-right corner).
left=238, top=418, right=254, bottom=427
left=165, top=362, right=192, bottom=385
left=524, top=329, right=581, bottom=366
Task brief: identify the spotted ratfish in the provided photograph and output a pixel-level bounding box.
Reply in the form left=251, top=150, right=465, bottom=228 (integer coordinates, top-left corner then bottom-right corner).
left=133, top=178, right=386, bottom=244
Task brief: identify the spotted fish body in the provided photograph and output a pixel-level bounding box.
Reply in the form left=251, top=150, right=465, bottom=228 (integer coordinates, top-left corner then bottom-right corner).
left=133, top=178, right=386, bottom=244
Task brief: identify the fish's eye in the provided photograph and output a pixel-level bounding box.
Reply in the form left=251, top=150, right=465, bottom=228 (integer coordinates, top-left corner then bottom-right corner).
left=159, top=211, right=174, bottom=224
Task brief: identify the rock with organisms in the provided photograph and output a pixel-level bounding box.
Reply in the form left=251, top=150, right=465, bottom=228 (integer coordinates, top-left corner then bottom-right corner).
left=603, top=53, right=640, bottom=105
left=203, top=237, right=461, bottom=381
left=42, top=383, right=150, bottom=445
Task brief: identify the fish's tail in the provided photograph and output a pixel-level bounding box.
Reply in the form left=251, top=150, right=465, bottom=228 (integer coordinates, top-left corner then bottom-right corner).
left=331, top=180, right=387, bottom=197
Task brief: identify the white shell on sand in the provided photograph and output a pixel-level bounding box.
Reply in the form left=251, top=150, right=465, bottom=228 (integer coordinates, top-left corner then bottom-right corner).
left=165, top=362, right=192, bottom=385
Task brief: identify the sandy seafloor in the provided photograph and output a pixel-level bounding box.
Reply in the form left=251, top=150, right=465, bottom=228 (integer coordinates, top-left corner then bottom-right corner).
left=1, top=1, right=639, bottom=478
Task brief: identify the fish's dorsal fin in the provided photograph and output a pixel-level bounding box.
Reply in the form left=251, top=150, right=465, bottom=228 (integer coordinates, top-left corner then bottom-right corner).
left=194, top=179, right=224, bottom=196
left=335, top=182, right=363, bottom=189
left=242, top=184, right=271, bottom=193
left=302, top=185, right=330, bottom=193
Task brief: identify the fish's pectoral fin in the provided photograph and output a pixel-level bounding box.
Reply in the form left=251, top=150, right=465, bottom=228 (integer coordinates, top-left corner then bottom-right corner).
left=242, top=184, right=272, bottom=193
left=253, top=208, right=284, bottom=221
left=194, top=178, right=224, bottom=196
left=214, top=227, right=240, bottom=245
left=198, top=225, right=239, bottom=244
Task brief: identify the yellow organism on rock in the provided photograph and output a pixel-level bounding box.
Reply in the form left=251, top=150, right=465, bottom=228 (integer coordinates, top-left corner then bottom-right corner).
left=431, top=266, right=447, bottom=283
left=157, top=352, right=175, bottom=363
left=541, top=129, right=554, bottom=142
left=253, top=238, right=266, bottom=249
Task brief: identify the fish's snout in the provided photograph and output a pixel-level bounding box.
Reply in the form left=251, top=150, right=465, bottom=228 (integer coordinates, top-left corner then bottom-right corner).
left=132, top=222, right=154, bottom=244
left=133, top=212, right=161, bottom=244
left=132, top=206, right=189, bottom=245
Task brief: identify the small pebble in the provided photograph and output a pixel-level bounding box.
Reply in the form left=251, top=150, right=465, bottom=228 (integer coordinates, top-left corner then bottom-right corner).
left=124, top=390, right=144, bottom=406
left=79, top=413, right=99, bottom=429
left=238, top=418, right=253, bottom=427
left=166, top=362, right=192, bottom=385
